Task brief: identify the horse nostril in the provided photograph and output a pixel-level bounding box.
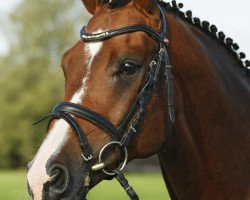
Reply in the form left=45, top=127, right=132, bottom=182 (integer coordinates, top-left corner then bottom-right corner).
left=49, top=164, right=69, bottom=195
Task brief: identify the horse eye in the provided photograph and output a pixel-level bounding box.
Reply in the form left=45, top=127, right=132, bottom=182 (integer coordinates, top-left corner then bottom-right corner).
left=120, top=61, right=140, bottom=75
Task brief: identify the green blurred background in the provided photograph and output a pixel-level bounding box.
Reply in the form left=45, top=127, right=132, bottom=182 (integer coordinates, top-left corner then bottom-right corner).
left=0, top=0, right=169, bottom=199
left=0, top=170, right=170, bottom=200
left=0, top=0, right=89, bottom=169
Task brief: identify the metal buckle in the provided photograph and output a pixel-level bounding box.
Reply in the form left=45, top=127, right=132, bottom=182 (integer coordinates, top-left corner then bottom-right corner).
left=159, top=48, right=165, bottom=54
left=81, top=154, right=93, bottom=162
left=130, top=124, right=137, bottom=133
left=166, top=65, right=173, bottom=69
left=149, top=60, right=157, bottom=68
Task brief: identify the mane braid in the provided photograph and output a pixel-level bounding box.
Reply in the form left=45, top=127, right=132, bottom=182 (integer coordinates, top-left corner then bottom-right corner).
left=158, top=0, right=250, bottom=76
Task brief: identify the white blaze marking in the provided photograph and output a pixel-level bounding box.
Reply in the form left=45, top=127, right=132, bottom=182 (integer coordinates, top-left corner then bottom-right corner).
left=27, top=120, right=70, bottom=199
left=27, top=30, right=103, bottom=200
left=70, top=31, right=103, bottom=104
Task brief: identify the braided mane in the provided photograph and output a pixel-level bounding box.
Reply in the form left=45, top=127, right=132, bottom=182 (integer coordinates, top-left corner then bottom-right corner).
left=159, top=0, right=250, bottom=76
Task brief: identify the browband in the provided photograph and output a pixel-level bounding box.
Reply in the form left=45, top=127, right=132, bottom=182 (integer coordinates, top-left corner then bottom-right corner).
left=80, top=5, right=167, bottom=44
left=81, top=24, right=165, bottom=43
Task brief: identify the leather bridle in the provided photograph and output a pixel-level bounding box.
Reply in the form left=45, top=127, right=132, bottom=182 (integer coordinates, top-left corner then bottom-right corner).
left=34, top=3, right=175, bottom=200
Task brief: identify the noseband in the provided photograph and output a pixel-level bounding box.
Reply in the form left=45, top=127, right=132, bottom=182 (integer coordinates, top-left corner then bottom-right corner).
left=34, top=3, right=175, bottom=200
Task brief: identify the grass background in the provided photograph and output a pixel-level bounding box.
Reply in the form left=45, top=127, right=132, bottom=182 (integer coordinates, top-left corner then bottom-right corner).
left=0, top=170, right=170, bottom=200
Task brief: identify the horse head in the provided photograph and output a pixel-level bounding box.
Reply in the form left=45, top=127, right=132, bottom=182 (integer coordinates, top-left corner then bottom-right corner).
left=27, top=0, right=170, bottom=199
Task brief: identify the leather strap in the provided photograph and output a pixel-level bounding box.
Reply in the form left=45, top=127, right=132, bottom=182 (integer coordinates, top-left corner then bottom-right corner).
left=54, top=111, right=93, bottom=162
left=114, top=169, right=139, bottom=200
left=81, top=24, right=165, bottom=44
left=53, top=102, right=121, bottom=141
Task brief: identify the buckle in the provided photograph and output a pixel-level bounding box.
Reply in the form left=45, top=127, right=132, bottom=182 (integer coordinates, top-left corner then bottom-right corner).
left=81, top=154, right=93, bottom=162
left=130, top=124, right=137, bottom=133
left=149, top=60, right=157, bottom=68
left=159, top=48, right=165, bottom=54
left=166, top=65, right=173, bottom=69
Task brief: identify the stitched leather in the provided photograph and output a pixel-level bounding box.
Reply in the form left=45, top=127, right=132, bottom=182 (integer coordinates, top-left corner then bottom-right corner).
left=53, top=102, right=121, bottom=141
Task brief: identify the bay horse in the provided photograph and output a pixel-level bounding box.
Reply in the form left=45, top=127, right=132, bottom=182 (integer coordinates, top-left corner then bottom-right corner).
left=27, top=0, right=250, bottom=199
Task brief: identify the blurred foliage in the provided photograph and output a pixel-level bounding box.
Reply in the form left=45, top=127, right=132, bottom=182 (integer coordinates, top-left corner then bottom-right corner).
left=0, top=0, right=90, bottom=168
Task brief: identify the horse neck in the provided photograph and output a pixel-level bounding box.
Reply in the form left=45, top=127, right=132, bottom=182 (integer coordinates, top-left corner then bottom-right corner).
left=158, top=13, right=250, bottom=199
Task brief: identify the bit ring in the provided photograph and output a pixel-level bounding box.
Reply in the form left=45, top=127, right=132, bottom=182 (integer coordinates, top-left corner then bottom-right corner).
left=98, top=141, right=128, bottom=176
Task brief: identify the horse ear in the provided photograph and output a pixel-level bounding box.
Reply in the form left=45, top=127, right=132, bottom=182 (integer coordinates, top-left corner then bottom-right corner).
left=134, top=0, right=159, bottom=14
left=82, top=0, right=103, bottom=15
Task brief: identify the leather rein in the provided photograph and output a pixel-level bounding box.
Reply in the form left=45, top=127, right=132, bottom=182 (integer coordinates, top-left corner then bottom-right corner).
left=34, top=4, right=175, bottom=200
